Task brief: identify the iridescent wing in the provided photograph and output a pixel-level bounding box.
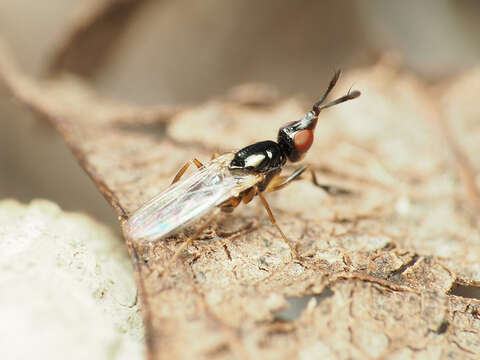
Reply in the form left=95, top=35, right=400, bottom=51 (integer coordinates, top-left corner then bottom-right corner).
left=125, top=153, right=259, bottom=243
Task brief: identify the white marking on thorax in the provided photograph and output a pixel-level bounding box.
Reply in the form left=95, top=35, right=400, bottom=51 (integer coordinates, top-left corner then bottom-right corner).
left=244, top=153, right=265, bottom=167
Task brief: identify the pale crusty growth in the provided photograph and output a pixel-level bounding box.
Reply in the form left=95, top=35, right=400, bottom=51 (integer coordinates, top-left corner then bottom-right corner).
left=1, top=37, right=480, bottom=359
left=0, top=199, right=144, bottom=360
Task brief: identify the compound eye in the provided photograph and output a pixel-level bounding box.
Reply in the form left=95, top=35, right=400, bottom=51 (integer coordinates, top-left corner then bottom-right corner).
left=294, top=130, right=314, bottom=153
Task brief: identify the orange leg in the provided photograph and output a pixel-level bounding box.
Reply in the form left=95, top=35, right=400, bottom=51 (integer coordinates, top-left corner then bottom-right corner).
left=220, top=196, right=241, bottom=213
left=171, top=158, right=204, bottom=184
left=242, top=187, right=256, bottom=204
left=211, top=152, right=220, bottom=160
left=255, top=186, right=298, bottom=259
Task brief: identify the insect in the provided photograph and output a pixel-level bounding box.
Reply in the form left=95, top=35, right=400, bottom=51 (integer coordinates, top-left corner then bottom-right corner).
left=125, top=70, right=360, bottom=266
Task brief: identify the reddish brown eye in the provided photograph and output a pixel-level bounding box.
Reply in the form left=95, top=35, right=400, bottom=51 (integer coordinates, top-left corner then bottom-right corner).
left=294, top=130, right=314, bottom=152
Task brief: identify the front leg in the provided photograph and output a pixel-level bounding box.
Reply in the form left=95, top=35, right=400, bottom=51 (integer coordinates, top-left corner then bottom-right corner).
left=267, top=165, right=351, bottom=195
left=308, top=168, right=351, bottom=195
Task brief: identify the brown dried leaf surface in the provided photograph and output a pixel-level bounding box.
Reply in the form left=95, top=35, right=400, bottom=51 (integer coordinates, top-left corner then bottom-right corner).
left=2, top=38, right=480, bottom=359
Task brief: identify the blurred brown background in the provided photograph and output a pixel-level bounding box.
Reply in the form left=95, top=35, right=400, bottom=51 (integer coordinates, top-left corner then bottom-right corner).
left=1, top=0, right=479, bottom=227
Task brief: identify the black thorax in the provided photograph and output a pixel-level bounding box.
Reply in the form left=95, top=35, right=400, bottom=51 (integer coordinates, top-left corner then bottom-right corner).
left=229, top=140, right=286, bottom=174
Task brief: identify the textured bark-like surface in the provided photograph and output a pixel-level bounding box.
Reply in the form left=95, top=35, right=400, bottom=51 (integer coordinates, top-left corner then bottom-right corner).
left=2, top=36, right=480, bottom=360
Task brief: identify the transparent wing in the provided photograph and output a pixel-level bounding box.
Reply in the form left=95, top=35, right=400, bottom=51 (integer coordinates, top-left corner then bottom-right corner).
left=125, top=154, right=259, bottom=243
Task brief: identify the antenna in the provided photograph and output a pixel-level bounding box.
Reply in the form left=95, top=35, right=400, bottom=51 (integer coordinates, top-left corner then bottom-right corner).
left=312, top=70, right=360, bottom=115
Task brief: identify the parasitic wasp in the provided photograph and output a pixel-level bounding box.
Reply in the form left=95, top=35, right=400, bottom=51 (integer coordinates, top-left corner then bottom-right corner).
left=126, top=70, right=360, bottom=267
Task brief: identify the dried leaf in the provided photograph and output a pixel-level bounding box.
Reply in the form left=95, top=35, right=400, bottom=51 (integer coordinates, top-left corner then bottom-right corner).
left=2, top=37, right=480, bottom=359
left=46, top=0, right=152, bottom=76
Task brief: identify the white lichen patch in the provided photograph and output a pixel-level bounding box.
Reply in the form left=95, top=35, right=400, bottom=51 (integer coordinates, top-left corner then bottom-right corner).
left=0, top=199, right=144, bottom=360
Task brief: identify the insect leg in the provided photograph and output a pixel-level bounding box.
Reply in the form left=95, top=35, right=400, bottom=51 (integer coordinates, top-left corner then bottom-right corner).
left=309, top=168, right=351, bottom=195
left=193, top=158, right=204, bottom=168
left=211, top=152, right=220, bottom=160
left=171, top=158, right=204, bottom=184
left=242, top=187, right=256, bottom=204
left=220, top=196, right=241, bottom=213
left=268, top=165, right=351, bottom=195
left=255, top=186, right=298, bottom=259
left=266, top=166, right=308, bottom=192
left=161, top=208, right=221, bottom=277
